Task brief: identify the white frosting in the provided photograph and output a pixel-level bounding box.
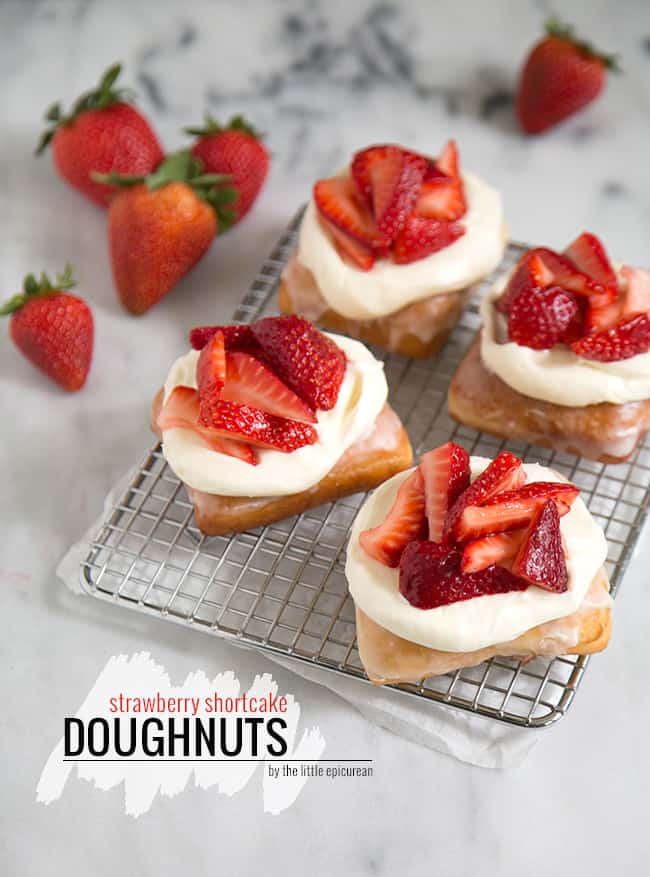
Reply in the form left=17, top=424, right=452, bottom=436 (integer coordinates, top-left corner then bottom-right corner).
left=480, top=273, right=650, bottom=407
left=346, top=458, right=607, bottom=652
left=297, top=171, right=505, bottom=321
left=161, top=334, right=388, bottom=497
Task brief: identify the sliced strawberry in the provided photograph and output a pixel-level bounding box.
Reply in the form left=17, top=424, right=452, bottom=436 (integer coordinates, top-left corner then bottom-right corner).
left=571, top=313, right=650, bottom=362
left=455, top=481, right=579, bottom=542
left=564, top=232, right=618, bottom=294
left=319, top=215, right=375, bottom=270
left=513, top=500, right=568, bottom=592
left=252, top=315, right=346, bottom=411
left=196, top=331, right=226, bottom=398
left=359, top=469, right=427, bottom=568
left=398, top=540, right=528, bottom=610
left=435, top=139, right=461, bottom=177
left=367, top=146, right=426, bottom=240
left=620, top=265, right=650, bottom=317
left=537, top=247, right=610, bottom=298
left=461, top=530, right=526, bottom=574
left=189, top=324, right=257, bottom=352
left=221, top=351, right=317, bottom=423
left=313, top=175, right=387, bottom=253
left=583, top=292, right=621, bottom=333
left=198, top=398, right=317, bottom=452
left=508, top=285, right=579, bottom=350
left=419, top=442, right=470, bottom=543
left=415, top=176, right=466, bottom=222
left=495, top=251, right=555, bottom=314
left=444, top=451, right=526, bottom=543
left=393, top=216, right=465, bottom=264
left=156, top=386, right=257, bottom=465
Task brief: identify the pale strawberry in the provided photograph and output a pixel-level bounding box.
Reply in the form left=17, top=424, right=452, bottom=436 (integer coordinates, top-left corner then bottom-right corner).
left=620, top=266, right=650, bottom=317
left=359, top=469, right=426, bottom=568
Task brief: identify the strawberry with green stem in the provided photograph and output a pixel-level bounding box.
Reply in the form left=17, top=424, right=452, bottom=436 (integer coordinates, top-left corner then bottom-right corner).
left=1, top=264, right=93, bottom=391
left=37, top=63, right=164, bottom=207
left=95, top=151, right=237, bottom=315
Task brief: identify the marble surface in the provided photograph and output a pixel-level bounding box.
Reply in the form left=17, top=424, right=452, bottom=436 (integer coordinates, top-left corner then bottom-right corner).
left=2, top=0, right=650, bottom=873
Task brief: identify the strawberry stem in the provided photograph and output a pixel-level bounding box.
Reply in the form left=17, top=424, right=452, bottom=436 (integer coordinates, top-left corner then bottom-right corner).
left=183, top=112, right=264, bottom=140
left=92, top=151, right=238, bottom=231
left=545, top=19, right=622, bottom=71
left=36, top=62, right=135, bottom=155
left=0, top=264, right=76, bottom=316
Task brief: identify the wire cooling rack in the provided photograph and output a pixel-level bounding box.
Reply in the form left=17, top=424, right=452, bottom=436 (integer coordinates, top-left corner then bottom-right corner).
left=80, top=209, right=648, bottom=728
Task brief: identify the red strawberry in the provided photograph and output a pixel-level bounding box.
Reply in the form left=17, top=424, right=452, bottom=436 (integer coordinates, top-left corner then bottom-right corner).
left=198, top=399, right=317, bottom=452
left=196, top=331, right=226, bottom=399
left=36, top=63, right=163, bottom=208
left=415, top=140, right=467, bottom=222
left=1, top=264, right=93, bottom=392
left=444, top=451, right=526, bottom=543
left=583, top=293, right=621, bottom=333
left=319, top=216, right=375, bottom=270
left=435, top=140, right=461, bottom=177
left=537, top=247, right=608, bottom=297
left=190, top=324, right=257, bottom=351
left=356, top=145, right=426, bottom=241
left=456, top=482, right=578, bottom=542
left=103, top=151, right=233, bottom=314
left=495, top=250, right=554, bottom=314
left=571, top=313, right=650, bottom=362
left=513, top=500, right=568, bottom=592
left=620, top=266, right=650, bottom=317
left=251, top=315, right=346, bottom=411
left=187, top=114, right=269, bottom=223
left=516, top=20, right=619, bottom=134
left=157, top=386, right=257, bottom=465
left=314, top=176, right=387, bottom=254
left=461, top=530, right=526, bottom=574
left=508, top=285, right=579, bottom=350
left=393, top=216, right=465, bottom=265
left=419, top=442, right=470, bottom=543
left=221, top=351, right=317, bottom=423
left=564, top=232, right=618, bottom=294
left=359, top=469, right=426, bottom=568
left=398, top=541, right=528, bottom=610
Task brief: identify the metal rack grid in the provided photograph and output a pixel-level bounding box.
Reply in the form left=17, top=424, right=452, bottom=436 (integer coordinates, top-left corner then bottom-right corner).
left=80, top=210, right=648, bottom=728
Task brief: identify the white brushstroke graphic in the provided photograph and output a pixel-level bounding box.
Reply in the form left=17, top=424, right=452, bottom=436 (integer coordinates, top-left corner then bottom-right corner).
left=37, top=652, right=326, bottom=816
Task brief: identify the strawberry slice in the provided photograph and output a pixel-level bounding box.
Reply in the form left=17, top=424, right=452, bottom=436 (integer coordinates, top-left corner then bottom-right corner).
left=508, top=285, right=579, bottom=350
left=157, top=386, right=257, bottom=465
left=399, top=540, right=528, bottom=610
left=444, top=451, right=526, bottom=543
left=393, top=216, right=465, bottom=264
left=583, top=292, right=621, bottom=333
left=461, top=530, right=526, bottom=574
left=252, top=315, right=346, bottom=411
left=495, top=250, right=555, bottom=314
left=571, top=313, right=650, bottom=362
left=314, top=175, right=387, bottom=253
left=221, top=351, right=317, bottom=423
left=513, top=500, right=568, bottom=592
left=415, top=140, right=467, bottom=222
left=319, top=215, right=375, bottom=270
left=455, top=482, right=579, bottom=542
left=435, top=139, right=461, bottom=177
left=620, top=265, right=650, bottom=317
left=537, top=247, right=609, bottom=298
left=198, top=398, right=317, bottom=452
left=189, top=324, right=257, bottom=352
left=366, top=146, right=426, bottom=240
left=359, top=469, right=427, bottom=568
left=419, top=442, right=470, bottom=543
left=196, top=331, right=226, bottom=399
left=564, top=232, right=618, bottom=294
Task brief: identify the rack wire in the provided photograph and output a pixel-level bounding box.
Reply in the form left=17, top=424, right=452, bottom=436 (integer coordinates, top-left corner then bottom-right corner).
left=80, top=210, right=647, bottom=728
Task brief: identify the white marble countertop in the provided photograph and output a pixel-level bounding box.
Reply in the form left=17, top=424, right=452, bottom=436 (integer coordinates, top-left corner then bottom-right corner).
left=2, top=0, right=650, bottom=873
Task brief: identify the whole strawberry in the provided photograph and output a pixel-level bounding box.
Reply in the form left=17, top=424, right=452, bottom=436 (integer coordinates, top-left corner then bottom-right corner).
left=516, top=20, right=620, bottom=134
left=1, top=265, right=93, bottom=391
left=36, top=63, right=164, bottom=207
left=186, top=115, right=269, bottom=223
left=98, top=151, right=236, bottom=315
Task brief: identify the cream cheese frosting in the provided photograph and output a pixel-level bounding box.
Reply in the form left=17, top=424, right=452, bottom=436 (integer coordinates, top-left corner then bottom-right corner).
left=161, top=333, right=388, bottom=497
left=297, top=171, right=505, bottom=321
left=346, top=458, right=607, bottom=652
left=480, top=272, right=650, bottom=407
